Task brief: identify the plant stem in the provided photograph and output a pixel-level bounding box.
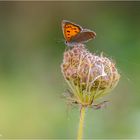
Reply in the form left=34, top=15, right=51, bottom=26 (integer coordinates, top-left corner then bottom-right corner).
left=77, top=106, right=86, bottom=140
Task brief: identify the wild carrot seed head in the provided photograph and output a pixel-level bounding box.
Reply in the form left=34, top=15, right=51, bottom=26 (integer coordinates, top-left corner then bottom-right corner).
left=61, top=45, right=120, bottom=107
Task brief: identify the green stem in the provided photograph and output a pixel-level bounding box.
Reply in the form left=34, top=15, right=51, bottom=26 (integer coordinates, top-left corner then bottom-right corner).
left=77, top=106, right=86, bottom=140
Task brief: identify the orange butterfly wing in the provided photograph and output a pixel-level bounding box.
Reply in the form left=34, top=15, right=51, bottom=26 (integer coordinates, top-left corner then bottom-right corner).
left=62, top=20, right=82, bottom=42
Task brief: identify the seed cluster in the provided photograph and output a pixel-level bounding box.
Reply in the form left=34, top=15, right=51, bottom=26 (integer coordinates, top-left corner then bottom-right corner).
left=61, top=45, right=120, bottom=107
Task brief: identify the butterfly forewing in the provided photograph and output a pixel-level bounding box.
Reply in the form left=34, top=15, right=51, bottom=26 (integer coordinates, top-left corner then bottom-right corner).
left=62, top=20, right=82, bottom=42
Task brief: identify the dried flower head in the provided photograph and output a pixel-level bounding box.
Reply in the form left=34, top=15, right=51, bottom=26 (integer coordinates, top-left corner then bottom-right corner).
left=61, top=45, right=120, bottom=108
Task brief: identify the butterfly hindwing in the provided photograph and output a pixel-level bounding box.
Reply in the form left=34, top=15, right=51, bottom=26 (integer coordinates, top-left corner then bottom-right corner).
left=70, top=30, right=96, bottom=43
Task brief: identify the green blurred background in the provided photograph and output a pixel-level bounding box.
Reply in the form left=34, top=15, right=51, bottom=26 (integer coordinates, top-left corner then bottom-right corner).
left=0, top=1, right=140, bottom=139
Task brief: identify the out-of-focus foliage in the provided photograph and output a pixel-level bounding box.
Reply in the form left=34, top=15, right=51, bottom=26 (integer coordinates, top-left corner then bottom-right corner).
left=0, top=1, right=140, bottom=139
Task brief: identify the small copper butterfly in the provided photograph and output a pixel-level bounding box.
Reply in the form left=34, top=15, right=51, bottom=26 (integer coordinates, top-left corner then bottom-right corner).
left=62, top=20, right=96, bottom=47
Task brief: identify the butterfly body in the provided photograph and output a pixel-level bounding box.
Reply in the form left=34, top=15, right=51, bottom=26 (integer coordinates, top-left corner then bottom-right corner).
left=62, top=20, right=96, bottom=47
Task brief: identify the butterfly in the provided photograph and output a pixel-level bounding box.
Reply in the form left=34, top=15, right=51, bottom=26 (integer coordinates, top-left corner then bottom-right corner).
left=62, top=20, right=96, bottom=47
